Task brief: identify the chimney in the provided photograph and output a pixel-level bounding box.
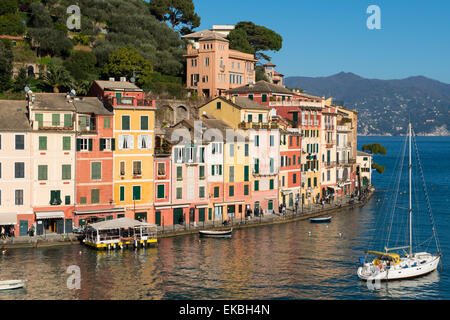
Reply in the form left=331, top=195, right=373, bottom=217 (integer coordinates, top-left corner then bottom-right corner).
left=231, top=96, right=236, bottom=103
left=120, top=77, right=126, bottom=82
left=109, top=77, right=115, bottom=81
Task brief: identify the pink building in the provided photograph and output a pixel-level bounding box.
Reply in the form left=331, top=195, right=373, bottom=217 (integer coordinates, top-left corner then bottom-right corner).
left=183, top=29, right=256, bottom=97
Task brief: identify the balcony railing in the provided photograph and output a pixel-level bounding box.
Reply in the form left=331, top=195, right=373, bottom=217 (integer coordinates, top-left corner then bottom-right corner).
left=33, top=120, right=74, bottom=131
left=106, top=97, right=155, bottom=108
left=322, top=161, right=337, bottom=167
left=336, top=158, right=356, bottom=166
left=238, top=122, right=281, bottom=129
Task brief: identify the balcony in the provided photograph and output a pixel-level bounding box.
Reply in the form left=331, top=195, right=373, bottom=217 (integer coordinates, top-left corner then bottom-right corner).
left=106, top=96, right=155, bottom=108
left=322, top=161, right=337, bottom=168
left=324, top=125, right=335, bottom=131
left=238, top=122, right=281, bottom=130
left=268, top=100, right=322, bottom=108
left=33, top=120, right=73, bottom=131
left=336, top=158, right=356, bottom=166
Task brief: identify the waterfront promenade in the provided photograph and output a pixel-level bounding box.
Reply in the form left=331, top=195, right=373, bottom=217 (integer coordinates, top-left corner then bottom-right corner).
left=0, top=188, right=374, bottom=249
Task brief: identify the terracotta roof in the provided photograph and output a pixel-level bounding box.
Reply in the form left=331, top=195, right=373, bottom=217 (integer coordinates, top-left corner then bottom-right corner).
left=225, top=80, right=294, bottom=95
left=264, top=62, right=275, bottom=66
left=233, top=96, right=270, bottom=110
left=94, top=80, right=142, bottom=92
left=357, top=150, right=372, bottom=157
left=182, top=29, right=218, bottom=39
left=199, top=33, right=228, bottom=42
left=0, top=100, right=31, bottom=131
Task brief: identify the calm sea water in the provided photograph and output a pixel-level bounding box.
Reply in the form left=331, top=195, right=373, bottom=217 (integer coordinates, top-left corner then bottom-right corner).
left=0, top=136, right=449, bottom=300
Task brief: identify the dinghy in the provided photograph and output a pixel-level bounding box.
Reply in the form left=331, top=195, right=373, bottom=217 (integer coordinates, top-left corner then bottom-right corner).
left=310, top=216, right=332, bottom=223
left=0, top=280, right=27, bottom=290
left=199, top=229, right=232, bottom=238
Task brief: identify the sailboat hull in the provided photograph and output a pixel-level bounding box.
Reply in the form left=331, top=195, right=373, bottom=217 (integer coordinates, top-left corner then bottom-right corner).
left=357, top=253, right=440, bottom=281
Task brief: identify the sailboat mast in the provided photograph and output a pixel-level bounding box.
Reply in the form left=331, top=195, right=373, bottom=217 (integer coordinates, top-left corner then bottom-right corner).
left=409, top=122, right=412, bottom=257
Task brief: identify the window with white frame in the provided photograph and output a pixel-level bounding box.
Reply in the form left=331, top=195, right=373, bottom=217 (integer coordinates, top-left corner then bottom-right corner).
left=138, top=135, right=151, bottom=150
left=118, top=135, right=133, bottom=150
left=79, top=138, right=89, bottom=151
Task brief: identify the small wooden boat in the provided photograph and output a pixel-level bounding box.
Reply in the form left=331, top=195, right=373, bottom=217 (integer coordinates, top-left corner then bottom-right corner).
left=0, top=280, right=27, bottom=290
left=199, top=229, right=232, bottom=238
left=310, top=216, right=332, bottom=223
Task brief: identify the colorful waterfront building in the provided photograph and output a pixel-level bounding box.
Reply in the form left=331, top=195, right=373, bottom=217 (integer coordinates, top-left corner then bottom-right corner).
left=0, top=100, right=33, bottom=236
left=28, top=93, right=76, bottom=235
left=356, top=151, right=372, bottom=190
left=183, top=29, right=257, bottom=97
left=336, top=107, right=356, bottom=196
left=89, top=79, right=156, bottom=223
left=198, top=96, right=280, bottom=214
left=72, top=97, right=119, bottom=227
left=320, top=101, right=339, bottom=201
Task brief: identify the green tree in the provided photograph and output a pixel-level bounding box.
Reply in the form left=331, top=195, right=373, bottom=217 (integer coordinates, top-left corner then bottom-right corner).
left=362, top=143, right=387, bottom=174
left=149, top=0, right=201, bottom=35
left=0, top=0, right=18, bottom=16
left=0, top=14, right=25, bottom=35
left=13, top=67, right=29, bottom=92
left=228, top=21, right=282, bottom=62
left=63, top=50, right=98, bottom=81
left=255, top=65, right=268, bottom=82
left=103, top=47, right=153, bottom=83
left=0, top=41, right=13, bottom=91
left=40, top=60, right=74, bottom=93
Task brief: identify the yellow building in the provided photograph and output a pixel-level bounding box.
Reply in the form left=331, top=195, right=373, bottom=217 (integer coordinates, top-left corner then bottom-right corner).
left=90, top=80, right=156, bottom=223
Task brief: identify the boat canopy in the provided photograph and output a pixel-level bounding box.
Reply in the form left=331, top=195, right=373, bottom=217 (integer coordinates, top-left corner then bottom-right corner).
left=366, top=250, right=401, bottom=264
left=87, top=217, right=156, bottom=231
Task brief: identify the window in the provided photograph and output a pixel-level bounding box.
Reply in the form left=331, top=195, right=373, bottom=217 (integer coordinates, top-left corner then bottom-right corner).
left=77, top=138, right=91, bottom=151
left=103, top=117, right=111, bottom=129
left=15, top=135, right=24, bottom=150
left=308, top=178, right=311, bottom=188
left=99, top=138, right=114, bottom=151
left=91, top=162, right=102, bottom=180
left=91, top=189, right=100, bottom=204
left=258, top=114, right=263, bottom=123
left=177, top=166, right=182, bottom=180
left=314, top=177, right=317, bottom=187
left=248, top=94, right=253, bottom=100
left=120, top=161, right=125, bottom=176
left=65, top=195, right=70, bottom=205
left=140, top=116, right=148, bottom=130
left=35, top=113, right=43, bottom=128
left=254, top=180, right=259, bottom=191
left=63, top=136, right=71, bottom=150
left=244, top=165, right=249, bottom=182
left=15, top=189, right=23, bottom=205
left=64, top=114, right=72, bottom=127
left=211, top=164, right=222, bottom=176
left=122, top=115, right=130, bottom=130
left=244, top=143, right=249, bottom=156
left=199, top=186, right=205, bottom=198
left=229, top=166, right=234, bottom=182
left=248, top=114, right=253, bottom=123
left=62, top=164, right=71, bottom=180
left=244, top=184, right=249, bottom=196
left=211, top=143, right=222, bottom=155
left=254, top=158, right=259, bottom=174
left=269, top=179, right=274, bottom=190
left=157, top=163, right=166, bottom=176
left=270, top=158, right=274, bottom=173
left=199, top=165, right=205, bottom=179
left=229, top=144, right=234, bottom=157
left=229, top=185, right=234, bottom=197
left=270, top=135, right=274, bottom=146
left=52, top=114, right=60, bottom=126
left=254, top=135, right=259, bottom=147
left=293, top=174, right=297, bottom=184
left=157, top=184, right=165, bottom=199
left=118, top=135, right=133, bottom=150
left=132, top=186, right=141, bottom=201
left=119, top=186, right=125, bottom=201
left=133, top=161, right=142, bottom=176
left=38, top=165, right=48, bottom=181
left=217, top=101, right=221, bottom=109
left=15, top=162, right=25, bottom=178
left=176, top=187, right=182, bottom=199
left=214, top=186, right=220, bottom=198
left=205, top=57, right=210, bottom=66
left=50, top=190, right=61, bottom=205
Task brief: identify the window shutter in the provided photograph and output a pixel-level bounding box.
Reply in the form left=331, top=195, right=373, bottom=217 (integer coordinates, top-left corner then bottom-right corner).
left=219, top=165, right=222, bottom=175
left=76, top=139, right=81, bottom=151
left=88, top=139, right=93, bottom=151
left=99, top=138, right=105, bottom=151
left=244, top=166, right=249, bottom=181
left=111, top=138, right=115, bottom=151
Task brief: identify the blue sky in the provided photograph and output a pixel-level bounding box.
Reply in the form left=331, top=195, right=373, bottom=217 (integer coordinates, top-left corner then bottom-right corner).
left=193, top=0, right=450, bottom=83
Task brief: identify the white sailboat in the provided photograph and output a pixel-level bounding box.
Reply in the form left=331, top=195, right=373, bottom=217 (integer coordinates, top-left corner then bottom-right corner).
left=357, top=123, right=441, bottom=281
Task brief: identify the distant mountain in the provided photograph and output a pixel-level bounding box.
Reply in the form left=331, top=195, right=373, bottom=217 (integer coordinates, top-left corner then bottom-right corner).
left=285, top=72, right=450, bottom=136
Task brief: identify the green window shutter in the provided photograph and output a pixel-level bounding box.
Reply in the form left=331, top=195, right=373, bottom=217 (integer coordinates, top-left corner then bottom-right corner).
left=65, top=195, right=70, bottom=205
left=35, top=113, right=43, bottom=128
left=119, top=186, right=125, bottom=201
left=176, top=187, right=182, bottom=199
left=254, top=180, right=259, bottom=191
left=63, top=137, right=70, bottom=150
left=254, top=158, right=259, bottom=174
left=80, top=116, right=87, bottom=131
left=248, top=114, right=252, bottom=123
left=208, top=208, right=212, bottom=220
left=262, top=94, right=267, bottom=102
left=157, top=184, right=165, bottom=199
left=132, top=186, right=141, bottom=201
left=91, top=162, right=101, bottom=180
left=111, top=138, right=116, bottom=151
left=177, top=166, right=182, bottom=179
left=103, top=117, right=111, bottom=129
left=199, top=186, right=205, bottom=198
left=38, top=165, right=47, bottom=180
left=258, top=114, right=263, bottom=123
left=52, top=114, right=60, bottom=126
left=314, top=177, right=317, bottom=187
left=76, top=138, right=81, bottom=151
left=88, top=139, right=93, bottom=151
left=245, top=143, right=249, bottom=156
left=248, top=94, right=253, bottom=100
left=99, top=138, right=105, bottom=151
left=62, top=164, right=71, bottom=180
left=122, top=115, right=130, bottom=130
left=270, top=135, right=274, bottom=146
left=244, top=165, right=249, bottom=181
left=214, top=186, right=219, bottom=198
left=229, top=185, right=234, bottom=197
left=255, top=135, right=259, bottom=146
left=64, top=114, right=72, bottom=127
left=269, top=179, right=274, bottom=190
left=219, top=165, right=222, bottom=175
left=229, top=166, right=234, bottom=182
left=140, top=116, right=148, bottom=130
left=244, top=184, right=249, bottom=196
left=91, top=189, right=100, bottom=204
left=199, top=165, right=205, bottom=178
left=293, top=174, right=297, bottom=184
left=292, top=112, right=298, bottom=123
left=39, top=136, right=47, bottom=150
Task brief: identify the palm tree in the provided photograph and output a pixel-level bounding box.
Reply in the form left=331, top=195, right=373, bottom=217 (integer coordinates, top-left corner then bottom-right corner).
left=41, top=62, right=74, bottom=93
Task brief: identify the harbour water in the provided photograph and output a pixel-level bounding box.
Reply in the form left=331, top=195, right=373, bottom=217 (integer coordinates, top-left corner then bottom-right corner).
left=0, top=136, right=449, bottom=300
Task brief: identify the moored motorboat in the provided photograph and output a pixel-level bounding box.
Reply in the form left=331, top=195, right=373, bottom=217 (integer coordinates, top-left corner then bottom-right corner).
left=310, top=216, right=332, bottom=223
left=199, top=229, right=232, bottom=238
left=0, top=280, right=27, bottom=290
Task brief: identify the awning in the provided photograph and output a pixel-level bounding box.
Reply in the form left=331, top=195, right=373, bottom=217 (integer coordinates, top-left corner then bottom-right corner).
left=214, top=201, right=245, bottom=206
left=195, top=204, right=209, bottom=209
left=35, top=211, right=64, bottom=219
left=0, top=212, right=17, bottom=225
left=327, top=186, right=341, bottom=191
left=87, top=217, right=157, bottom=231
